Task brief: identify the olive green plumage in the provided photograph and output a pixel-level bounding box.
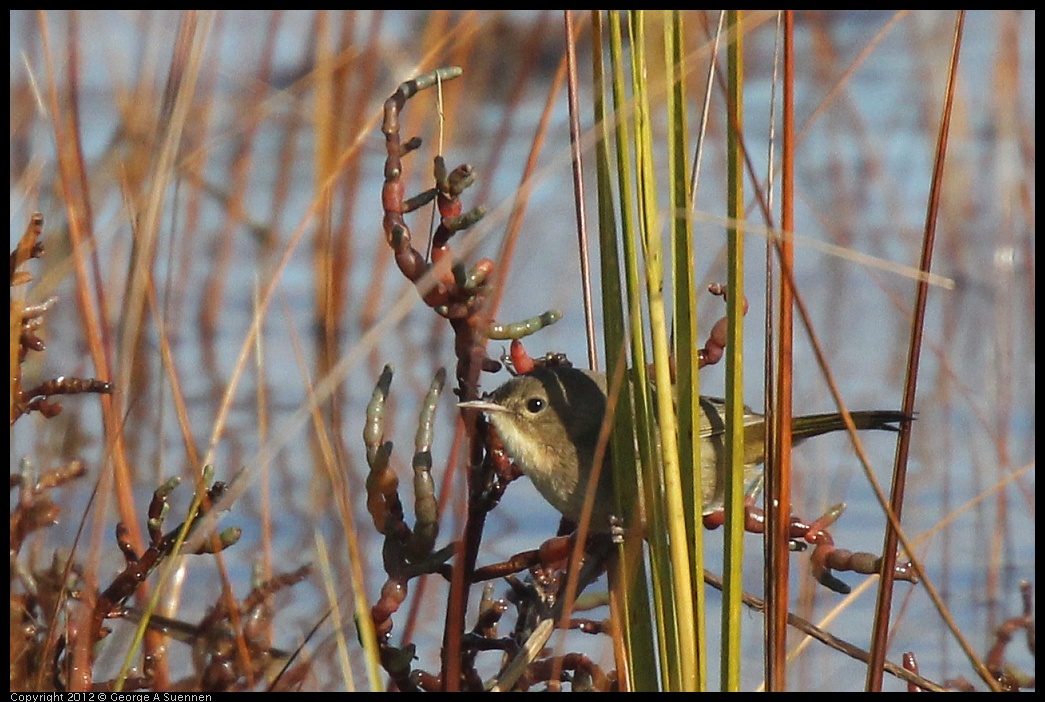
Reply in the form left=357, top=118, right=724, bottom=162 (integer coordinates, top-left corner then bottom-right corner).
left=461, top=366, right=907, bottom=529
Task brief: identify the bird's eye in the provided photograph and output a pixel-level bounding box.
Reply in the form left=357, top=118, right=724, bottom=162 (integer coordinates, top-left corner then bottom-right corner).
left=526, top=397, right=545, bottom=414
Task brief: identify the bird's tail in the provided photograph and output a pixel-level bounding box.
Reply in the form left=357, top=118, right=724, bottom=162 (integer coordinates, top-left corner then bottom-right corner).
left=791, top=410, right=910, bottom=442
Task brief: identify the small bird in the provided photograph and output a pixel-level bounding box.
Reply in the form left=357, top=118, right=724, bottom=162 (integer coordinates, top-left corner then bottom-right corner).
left=459, top=365, right=908, bottom=531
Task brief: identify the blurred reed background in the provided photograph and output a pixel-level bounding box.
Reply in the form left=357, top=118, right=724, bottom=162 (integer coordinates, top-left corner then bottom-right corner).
left=9, top=10, right=1034, bottom=691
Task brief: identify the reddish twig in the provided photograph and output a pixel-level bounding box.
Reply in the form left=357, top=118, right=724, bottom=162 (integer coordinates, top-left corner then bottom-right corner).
left=703, top=500, right=917, bottom=594
left=375, top=67, right=566, bottom=690
left=10, top=213, right=113, bottom=426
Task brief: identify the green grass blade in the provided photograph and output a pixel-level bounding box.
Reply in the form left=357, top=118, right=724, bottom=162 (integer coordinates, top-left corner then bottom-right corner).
left=720, top=9, right=747, bottom=692
left=591, top=10, right=657, bottom=692
left=664, top=9, right=707, bottom=690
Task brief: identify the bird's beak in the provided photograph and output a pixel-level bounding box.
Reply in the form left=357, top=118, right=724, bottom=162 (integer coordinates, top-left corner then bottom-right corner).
left=457, top=399, right=506, bottom=413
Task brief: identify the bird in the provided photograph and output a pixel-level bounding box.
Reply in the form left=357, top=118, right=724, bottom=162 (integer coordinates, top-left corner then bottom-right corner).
left=459, top=365, right=908, bottom=531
